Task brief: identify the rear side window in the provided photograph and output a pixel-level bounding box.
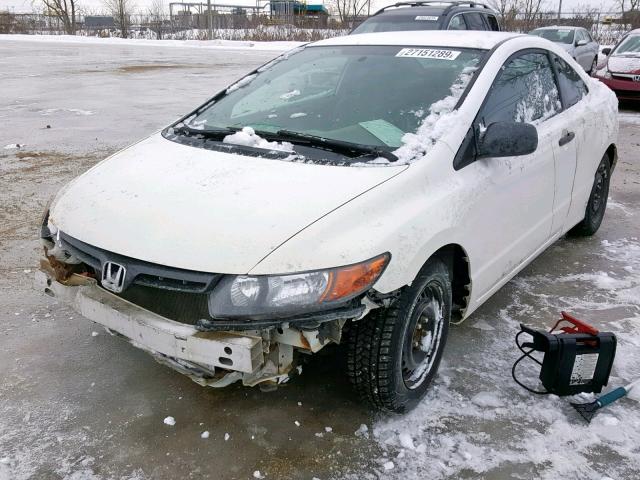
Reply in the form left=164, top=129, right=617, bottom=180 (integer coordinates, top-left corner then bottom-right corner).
left=448, top=14, right=467, bottom=30
left=485, top=14, right=500, bottom=31
left=479, top=52, right=561, bottom=126
left=464, top=12, right=487, bottom=30
left=552, top=54, right=588, bottom=107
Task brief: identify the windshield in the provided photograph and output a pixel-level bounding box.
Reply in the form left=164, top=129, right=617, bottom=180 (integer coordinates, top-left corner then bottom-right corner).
left=530, top=28, right=575, bottom=44
left=181, top=45, right=484, bottom=158
left=613, top=34, right=640, bottom=55
left=351, top=14, right=441, bottom=34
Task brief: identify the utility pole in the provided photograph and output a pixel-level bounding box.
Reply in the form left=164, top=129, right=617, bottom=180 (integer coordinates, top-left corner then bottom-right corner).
left=557, top=0, right=562, bottom=22
left=207, top=0, right=213, bottom=40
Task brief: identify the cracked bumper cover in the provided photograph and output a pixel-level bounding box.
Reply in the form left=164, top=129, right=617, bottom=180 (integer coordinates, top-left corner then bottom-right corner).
left=34, top=269, right=264, bottom=374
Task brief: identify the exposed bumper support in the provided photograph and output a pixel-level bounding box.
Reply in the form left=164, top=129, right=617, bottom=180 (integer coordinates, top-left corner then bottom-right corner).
left=35, top=269, right=264, bottom=374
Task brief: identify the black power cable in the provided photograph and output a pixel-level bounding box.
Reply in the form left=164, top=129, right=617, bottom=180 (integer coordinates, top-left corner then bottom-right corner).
left=511, top=330, right=550, bottom=395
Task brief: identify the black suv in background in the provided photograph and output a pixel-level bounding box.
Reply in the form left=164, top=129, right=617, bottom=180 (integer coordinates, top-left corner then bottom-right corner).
left=351, top=1, right=500, bottom=34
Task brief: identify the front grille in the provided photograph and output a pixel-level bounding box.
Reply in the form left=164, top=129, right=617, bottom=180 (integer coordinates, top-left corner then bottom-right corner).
left=59, top=232, right=221, bottom=293
left=117, top=284, right=210, bottom=324
left=57, top=232, right=221, bottom=324
left=612, top=74, right=635, bottom=82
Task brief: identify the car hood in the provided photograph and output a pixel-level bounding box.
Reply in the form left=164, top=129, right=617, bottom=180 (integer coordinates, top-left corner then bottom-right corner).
left=50, top=133, right=407, bottom=274
left=607, top=54, right=640, bottom=74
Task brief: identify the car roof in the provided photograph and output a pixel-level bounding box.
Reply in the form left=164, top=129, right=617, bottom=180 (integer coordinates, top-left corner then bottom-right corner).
left=373, top=5, right=492, bottom=15
left=532, top=25, right=582, bottom=31
left=312, top=30, right=520, bottom=50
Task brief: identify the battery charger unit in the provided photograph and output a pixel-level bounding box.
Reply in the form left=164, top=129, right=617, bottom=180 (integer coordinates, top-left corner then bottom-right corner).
left=512, top=312, right=616, bottom=396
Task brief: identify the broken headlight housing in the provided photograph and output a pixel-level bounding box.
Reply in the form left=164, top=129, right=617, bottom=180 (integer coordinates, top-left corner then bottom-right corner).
left=208, top=253, right=389, bottom=319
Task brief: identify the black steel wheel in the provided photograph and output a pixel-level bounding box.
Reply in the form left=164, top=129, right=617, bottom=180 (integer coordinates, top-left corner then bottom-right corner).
left=569, top=153, right=611, bottom=236
left=347, top=258, right=451, bottom=413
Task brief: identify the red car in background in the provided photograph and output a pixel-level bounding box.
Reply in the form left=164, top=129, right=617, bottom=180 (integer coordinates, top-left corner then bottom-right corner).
left=594, top=29, right=640, bottom=101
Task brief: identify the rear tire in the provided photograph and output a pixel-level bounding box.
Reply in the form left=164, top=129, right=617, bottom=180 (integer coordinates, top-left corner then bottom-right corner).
left=569, top=154, right=611, bottom=237
left=588, top=56, right=598, bottom=75
left=347, top=259, right=451, bottom=413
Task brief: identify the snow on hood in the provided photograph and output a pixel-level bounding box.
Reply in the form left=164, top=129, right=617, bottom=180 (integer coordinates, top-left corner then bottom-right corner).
left=49, top=133, right=406, bottom=273
left=607, top=55, right=640, bottom=74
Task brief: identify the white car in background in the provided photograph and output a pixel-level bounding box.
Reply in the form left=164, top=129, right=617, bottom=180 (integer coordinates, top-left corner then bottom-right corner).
left=530, top=26, right=600, bottom=73
left=37, top=31, right=618, bottom=413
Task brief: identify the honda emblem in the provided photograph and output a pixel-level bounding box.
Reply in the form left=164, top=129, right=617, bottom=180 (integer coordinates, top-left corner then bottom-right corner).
left=633, top=75, right=640, bottom=82
left=101, top=262, right=126, bottom=293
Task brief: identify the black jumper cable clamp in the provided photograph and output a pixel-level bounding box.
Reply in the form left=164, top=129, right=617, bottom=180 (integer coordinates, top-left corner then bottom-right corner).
left=512, top=311, right=617, bottom=396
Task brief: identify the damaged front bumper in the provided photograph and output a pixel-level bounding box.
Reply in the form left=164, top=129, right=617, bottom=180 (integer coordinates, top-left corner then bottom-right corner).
left=35, top=262, right=366, bottom=387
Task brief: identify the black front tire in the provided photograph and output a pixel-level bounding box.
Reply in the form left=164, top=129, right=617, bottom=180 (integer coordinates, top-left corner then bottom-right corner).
left=569, top=153, right=611, bottom=237
left=347, top=259, right=451, bottom=413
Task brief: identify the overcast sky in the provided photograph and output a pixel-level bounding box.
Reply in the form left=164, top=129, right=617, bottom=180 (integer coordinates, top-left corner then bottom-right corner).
left=0, top=0, right=619, bottom=16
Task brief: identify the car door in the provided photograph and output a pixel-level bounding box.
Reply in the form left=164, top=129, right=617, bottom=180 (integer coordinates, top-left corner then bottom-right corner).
left=550, top=54, right=597, bottom=230
left=454, top=51, right=559, bottom=299
left=547, top=53, right=581, bottom=235
left=584, top=30, right=599, bottom=66
left=574, top=30, right=590, bottom=70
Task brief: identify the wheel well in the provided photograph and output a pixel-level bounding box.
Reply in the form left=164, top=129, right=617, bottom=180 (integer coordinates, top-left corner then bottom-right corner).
left=431, top=244, right=471, bottom=322
left=606, top=144, right=617, bottom=171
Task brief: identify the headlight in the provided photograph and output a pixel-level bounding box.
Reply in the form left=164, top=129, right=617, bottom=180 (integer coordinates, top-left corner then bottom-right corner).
left=208, top=253, right=390, bottom=319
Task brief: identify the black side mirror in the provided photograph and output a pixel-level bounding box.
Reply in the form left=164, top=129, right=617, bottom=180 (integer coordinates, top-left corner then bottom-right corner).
left=601, top=47, right=612, bottom=56
left=477, top=122, right=538, bottom=159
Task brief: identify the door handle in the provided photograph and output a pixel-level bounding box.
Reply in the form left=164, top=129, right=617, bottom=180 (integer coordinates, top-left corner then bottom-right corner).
left=559, top=131, right=575, bottom=147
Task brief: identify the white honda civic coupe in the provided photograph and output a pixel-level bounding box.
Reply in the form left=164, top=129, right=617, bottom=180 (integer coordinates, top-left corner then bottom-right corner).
left=37, top=31, right=618, bottom=413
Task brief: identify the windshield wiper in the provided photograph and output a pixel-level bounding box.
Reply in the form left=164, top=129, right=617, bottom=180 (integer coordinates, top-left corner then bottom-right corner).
left=171, top=124, right=238, bottom=137
left=275, top=129, right=399, bottom=162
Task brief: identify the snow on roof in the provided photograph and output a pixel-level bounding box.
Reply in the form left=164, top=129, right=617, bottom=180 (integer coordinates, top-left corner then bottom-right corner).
left=532, top=25, right=582, bottom=30
left=311, top=31, right=522, bottom=50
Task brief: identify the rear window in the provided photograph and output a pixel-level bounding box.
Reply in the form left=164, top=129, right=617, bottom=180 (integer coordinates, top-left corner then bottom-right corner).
left=352, top=14, right=441, bottom=34
left=530, top=28, right=575, bottom=44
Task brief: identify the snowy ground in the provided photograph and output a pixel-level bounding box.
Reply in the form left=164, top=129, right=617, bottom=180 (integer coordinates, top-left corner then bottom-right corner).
left=1, top=37, right=639, bottom=480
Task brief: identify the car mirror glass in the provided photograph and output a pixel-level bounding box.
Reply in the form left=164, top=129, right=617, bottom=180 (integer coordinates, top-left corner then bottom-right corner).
left=601, top=47, right=612, bottom=56
left=477, top=122, right=538, bottom=159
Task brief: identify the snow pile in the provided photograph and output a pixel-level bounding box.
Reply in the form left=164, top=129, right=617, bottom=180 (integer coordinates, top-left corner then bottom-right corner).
left=0, top=34, right=301, bottom=52
left=163, top=416, right=176, bottom=426
left=354, top=233, right=640, bottom=480
left=223, top=127, right=293, bottom=152
left=392, top=65, right=477, bottom=165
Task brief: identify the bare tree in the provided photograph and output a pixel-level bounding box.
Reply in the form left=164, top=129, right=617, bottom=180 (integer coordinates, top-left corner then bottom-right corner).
left=616, top=0, right=640, bottom=28
left=330, top=0, right=370, bottom=25
left=147, top=0, right=165, bottom=39
left=104, top=0, right=134, bottom=38
left=41, top=0, right=78, bottom=34
left=487, top=0, right=520, bottom=31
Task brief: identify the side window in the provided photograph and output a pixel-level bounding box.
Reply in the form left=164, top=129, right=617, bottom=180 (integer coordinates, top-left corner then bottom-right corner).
left=464, top=12, right=487, bottom=30
left=485, top=14, right=500, bottom=31
left=575, top=30, right=585, bottom=44
left=552, top=54, right=588, bottom=108
left=584, top=30, right=593, bottom=42
left=479, top=52, right=561, bottom=126
left=447, top=14, right=467, bottom=30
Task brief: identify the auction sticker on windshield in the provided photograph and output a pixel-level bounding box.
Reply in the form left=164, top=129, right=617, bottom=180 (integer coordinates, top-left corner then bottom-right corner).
left=415, top=15, right=438, bottom=21
left=396, top=48, right=461, bottom=60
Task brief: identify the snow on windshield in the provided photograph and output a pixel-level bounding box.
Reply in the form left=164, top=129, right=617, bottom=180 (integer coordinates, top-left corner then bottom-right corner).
left=389, top=64, right=478, bottom=166
left=222, top=126, right=294, bottom=152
